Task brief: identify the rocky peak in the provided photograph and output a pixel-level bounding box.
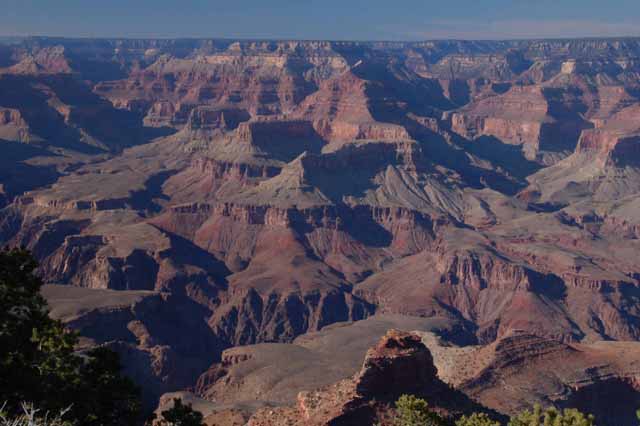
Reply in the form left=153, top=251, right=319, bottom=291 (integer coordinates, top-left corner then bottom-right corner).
left=355, top=329, right=438, bottom=397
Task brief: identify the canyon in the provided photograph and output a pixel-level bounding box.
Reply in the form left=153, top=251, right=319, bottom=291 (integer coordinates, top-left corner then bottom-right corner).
left=3, top=37, right=640, bottom=424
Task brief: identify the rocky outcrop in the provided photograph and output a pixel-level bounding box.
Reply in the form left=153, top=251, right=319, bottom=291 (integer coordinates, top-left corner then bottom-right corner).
left=248, top=330, right=490, bottom=426
left=171, top=107, right=252, bottom=145
left=354, top=330, right=439, bottom=396
left=0, top=107, right=33, bottom=142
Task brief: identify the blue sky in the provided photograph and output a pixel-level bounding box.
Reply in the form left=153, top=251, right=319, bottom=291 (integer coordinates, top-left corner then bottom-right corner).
left=1, top=0, right=640, bottom=40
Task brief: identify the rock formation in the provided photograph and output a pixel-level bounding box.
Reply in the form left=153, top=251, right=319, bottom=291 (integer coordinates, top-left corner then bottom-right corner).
left=3, top=37, right=640, bottom=423
left=247, top=330, right=489, bottom=426
left=183, top=318, right=640, bottom=426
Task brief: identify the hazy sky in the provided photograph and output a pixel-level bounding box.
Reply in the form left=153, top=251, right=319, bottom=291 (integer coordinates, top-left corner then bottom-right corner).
left=2, top=0, right=640, bottom=40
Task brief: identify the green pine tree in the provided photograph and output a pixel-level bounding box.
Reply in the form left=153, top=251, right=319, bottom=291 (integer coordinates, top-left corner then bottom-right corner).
left=456, top=412, right=501, bottom=426
left=0, top=247, right=141, bottom=426
left=393, top=394, right=444, bottom=426
left=509, top=404, right=595, bottom=426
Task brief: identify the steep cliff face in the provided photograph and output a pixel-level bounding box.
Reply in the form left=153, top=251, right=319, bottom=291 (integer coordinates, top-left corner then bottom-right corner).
left=574, top=103, right=640, bottom=166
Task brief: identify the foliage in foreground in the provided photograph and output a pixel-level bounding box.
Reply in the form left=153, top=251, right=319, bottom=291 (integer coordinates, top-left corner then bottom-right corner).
left=456, top=412, right=501, bottom=426
left=0, top=248, right=141, bottom=426
left=395, top=395, right=598, bottom=426
left=394, top=394, right=444, bottom=426
left=151, top=398, right=204, bottom=426
left=508, top=404, right=595, bottom=426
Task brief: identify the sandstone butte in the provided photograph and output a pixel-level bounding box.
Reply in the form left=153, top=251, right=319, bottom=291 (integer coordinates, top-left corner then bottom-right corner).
left=3, top=37, right=640, bottom=425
